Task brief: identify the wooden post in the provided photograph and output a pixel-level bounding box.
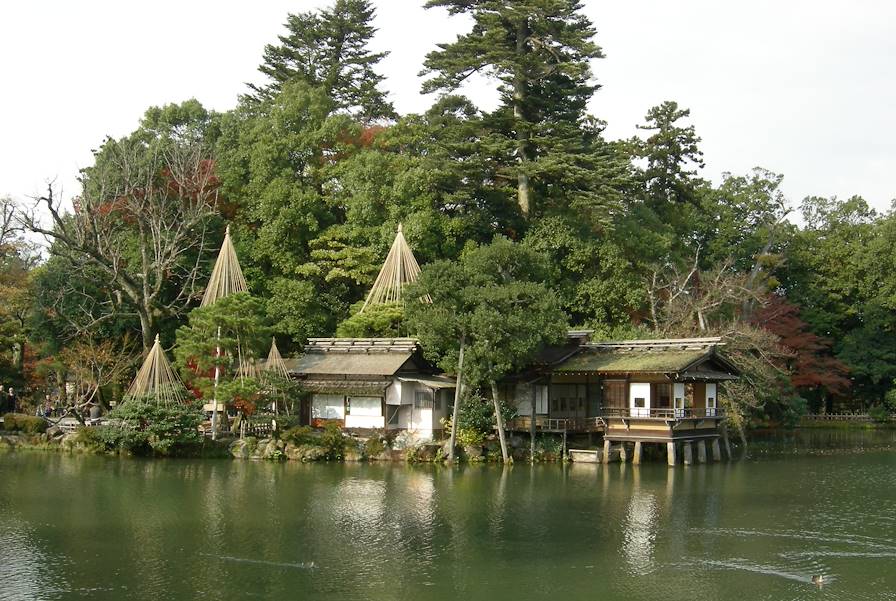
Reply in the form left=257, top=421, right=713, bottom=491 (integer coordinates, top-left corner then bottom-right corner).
left=721, top=426, right=732, bottom=459
left=619, top=442, right=628, bottom=463
left=529, top=384, right=536, bottom=464
left=683, top=441, right=693, bottom=465
left=447, top=337, right=465, bottom=463
left=667, top=442, right=677, bottom=466
left=712, top=439, right=722, bottom=462
left=603, top=439, right=611, bottom=464
left=633, top=441, right=642, bottom=465
left=697, top=440, right=707, bottom=463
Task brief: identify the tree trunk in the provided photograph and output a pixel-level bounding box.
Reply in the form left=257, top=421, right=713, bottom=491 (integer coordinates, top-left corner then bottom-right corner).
left=513, top=17, right=531, bottom=216
left=490, top=379, right=510, bottom=462
left=447, top=337, right=465, bottom=463
left=138, top=310, right=154, bottom=353
left=529, top=383, right=536, bottom=463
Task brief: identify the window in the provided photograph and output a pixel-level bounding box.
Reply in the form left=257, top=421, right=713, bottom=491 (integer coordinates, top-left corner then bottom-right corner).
left=347, top=396, right=381, bottom=417
left=634, top=397, right=646, bottom=408
left=433, top=392, right=442, bottom=411
left=603, top=381, right=626, bottom=409
left=535, top=385, right=548, bottom=414
left=655, top=383, right=672, bottom=408
left=414, top=389, right=433, bottom=409
left=311, top=394, right=344, bottom=419
left=386, top=405, right=400, bottom=425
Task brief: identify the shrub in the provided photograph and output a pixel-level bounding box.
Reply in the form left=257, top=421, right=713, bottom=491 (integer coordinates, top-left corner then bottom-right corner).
left=363, top=435, right=387, bottom=458
left=274, top=415, right=302, bottom=432
left=457, top=393, right=516, bottom=436
left=105, top=399, right=204, bottom=456
left=2, top=413, right=48, bottom=434
left=281, top=425, right=316, bottom=445
left=2, top=414, right=17, bottom=431
left=869, top=404, right=892, bottom=424
left=18, top=415, right=49, bottom=434
left=456, top=427, right=485, bottom=448
left=72, top=426, right=108, bottom=452
left=320, top=422, right=346, bottom=460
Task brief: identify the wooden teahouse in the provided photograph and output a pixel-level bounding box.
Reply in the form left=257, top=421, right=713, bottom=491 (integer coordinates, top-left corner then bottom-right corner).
left=503, top=336, right=739, bottom=464
left=287, top=338, right=455, bottom=439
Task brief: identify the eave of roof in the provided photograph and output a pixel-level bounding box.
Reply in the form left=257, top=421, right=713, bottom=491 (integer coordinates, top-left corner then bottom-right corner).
left=398, top=375, right=456, bottom=389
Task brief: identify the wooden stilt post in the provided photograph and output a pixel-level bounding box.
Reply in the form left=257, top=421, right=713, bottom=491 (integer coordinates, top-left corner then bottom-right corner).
left=712, top=439, right=722, bottom=462
left=683, top=441, right=693, bottom=465
left=721, top=426, right=732, bottom=459
left=697, top=440, right=707, bottom=463
left=529, top=384, right=536, bottom=464
left=603, top=439, right=611, bottom=464
left=667, top=442, right=677, bottom=466
left=619, top=442, right=628, bottom=463
left=633, top=441, right=642, bottom=465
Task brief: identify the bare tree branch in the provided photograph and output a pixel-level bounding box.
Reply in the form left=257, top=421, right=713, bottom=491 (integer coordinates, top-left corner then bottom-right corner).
left=17, top=140, right=221, bottom=349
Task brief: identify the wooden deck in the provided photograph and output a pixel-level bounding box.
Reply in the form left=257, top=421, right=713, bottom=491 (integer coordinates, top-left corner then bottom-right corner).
left=602, top=408, right=725, bottom=444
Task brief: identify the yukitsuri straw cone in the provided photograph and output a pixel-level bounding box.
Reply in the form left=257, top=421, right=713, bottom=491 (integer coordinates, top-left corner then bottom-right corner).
left=201, top=225, right=248, bottom=307
left=360, top=224, right=426, bottom=312
left=265, top=338, right=289, bottom=379
left=264, top=337, right=291, bottom=416
left=123, top=334, right=188, bottom=406
left=236, top=344, right=260, bottom=381
left=200, top=224, right=248, bottom=437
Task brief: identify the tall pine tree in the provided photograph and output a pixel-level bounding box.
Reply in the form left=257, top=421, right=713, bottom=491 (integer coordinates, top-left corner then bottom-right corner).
left=250, top=0, right=395, bottom=122
left=421, top=0, right=602, bottom=216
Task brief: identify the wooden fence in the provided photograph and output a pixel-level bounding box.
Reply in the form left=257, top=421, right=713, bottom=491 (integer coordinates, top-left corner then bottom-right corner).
left=801, top=413, right=894, bottom=422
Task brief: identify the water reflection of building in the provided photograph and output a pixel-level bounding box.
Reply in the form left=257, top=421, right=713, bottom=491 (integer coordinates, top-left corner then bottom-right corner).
left=622, top=471, right=659, bottom=575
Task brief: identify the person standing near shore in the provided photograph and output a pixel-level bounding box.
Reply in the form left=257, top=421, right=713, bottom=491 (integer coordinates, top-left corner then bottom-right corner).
left=6, top=387, right=17, bottom=413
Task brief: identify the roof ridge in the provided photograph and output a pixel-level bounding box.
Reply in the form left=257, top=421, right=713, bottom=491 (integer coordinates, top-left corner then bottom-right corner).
left=587, top=337, right=722, bottom=352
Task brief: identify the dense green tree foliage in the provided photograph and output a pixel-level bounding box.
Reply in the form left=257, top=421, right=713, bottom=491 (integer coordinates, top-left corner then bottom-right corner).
left=174, top=293, right=272, bottom=402
left=10, top=0, right=894, bottom=426
left=250, top=0, right=394, bottom=122
left=422, top=0, right=605, bottom=217
left=406, top=238, right=567, bottom=460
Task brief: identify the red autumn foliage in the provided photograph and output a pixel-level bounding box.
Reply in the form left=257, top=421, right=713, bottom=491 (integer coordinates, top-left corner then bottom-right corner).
left=751, top=295, right=851, bottom=396
left=184, top=357, right=216, bottom=399
left=357, top=125, right=386, bottom=147
left=83, top=159, right=222, bottom=223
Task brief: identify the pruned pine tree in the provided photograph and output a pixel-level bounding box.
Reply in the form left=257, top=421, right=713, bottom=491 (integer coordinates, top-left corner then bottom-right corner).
left=406, top=238, right=567, bottom=462
left=250, top=0, right=395, bottom=122
left=422, top=0, right=602, bottom=216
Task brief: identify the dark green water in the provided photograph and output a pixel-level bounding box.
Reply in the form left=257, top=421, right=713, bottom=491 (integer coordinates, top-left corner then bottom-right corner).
left=1, top=429, right=894, bottom=601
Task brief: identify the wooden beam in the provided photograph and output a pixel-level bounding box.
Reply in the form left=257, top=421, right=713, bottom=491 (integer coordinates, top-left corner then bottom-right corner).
left=633, top=441, right=642, bottom=465
left=697, top=440, right=707, bottom=463
left=667, top=442, right=677, bottom=466
left=683, top=441, right=693, bottom=465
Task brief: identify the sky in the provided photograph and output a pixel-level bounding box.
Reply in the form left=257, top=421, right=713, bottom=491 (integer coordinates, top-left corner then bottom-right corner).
left=1, top=0, right=894, bottom=215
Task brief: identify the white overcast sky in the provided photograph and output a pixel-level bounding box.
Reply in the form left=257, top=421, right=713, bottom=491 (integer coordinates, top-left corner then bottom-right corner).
left=1, top=1, right=894, bottom=213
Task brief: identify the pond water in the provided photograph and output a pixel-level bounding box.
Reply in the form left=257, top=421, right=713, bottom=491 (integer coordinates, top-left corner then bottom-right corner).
left=1, top=429, right=894, bottom=601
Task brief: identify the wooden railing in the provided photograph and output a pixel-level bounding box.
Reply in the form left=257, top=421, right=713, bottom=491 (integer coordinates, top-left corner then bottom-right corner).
left=507, top=416, right=606, bottom=432
left=601, top=407, right=724, bottom=419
